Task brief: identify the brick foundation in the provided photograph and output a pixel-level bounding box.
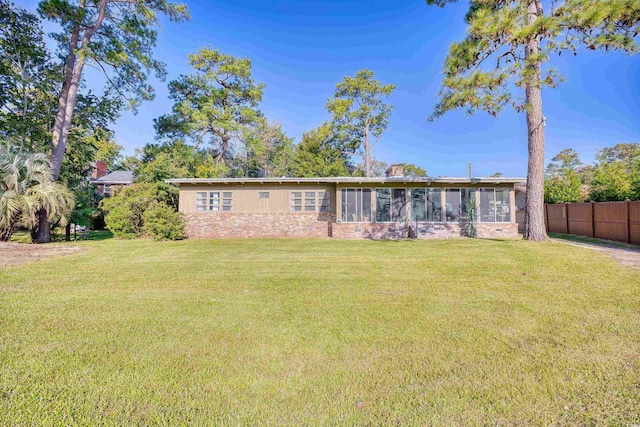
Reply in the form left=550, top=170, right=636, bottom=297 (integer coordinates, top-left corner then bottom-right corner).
left=332, top=222, right=518, bottom=239
left=332, top=223, right=411, bottom=239
left=184, top=213, right=518, bottom=240
left=475, top=223, right=519, bottom=239
left=184, top=212, right=334, bottom=239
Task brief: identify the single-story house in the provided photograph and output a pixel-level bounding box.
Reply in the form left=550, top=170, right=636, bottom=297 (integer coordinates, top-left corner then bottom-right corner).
left=90, top=161, right=133, bottom=196
left=167, top=164, right=525, bottom=240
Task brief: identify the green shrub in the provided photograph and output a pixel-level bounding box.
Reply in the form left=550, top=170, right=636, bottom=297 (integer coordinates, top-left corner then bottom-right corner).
left=143, top=202, right=185, bottom=241
left=104, top=204, right=138, bottom=239
left=100, top=183, right=179, bottom=239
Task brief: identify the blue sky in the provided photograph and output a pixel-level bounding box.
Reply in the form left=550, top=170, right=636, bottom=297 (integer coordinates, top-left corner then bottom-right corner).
left=18, top=0, right=640, bottom=177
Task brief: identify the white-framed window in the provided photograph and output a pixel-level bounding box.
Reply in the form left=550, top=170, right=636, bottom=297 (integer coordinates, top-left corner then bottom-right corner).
left=445, top=188, right=475, bottom=222
left=479, top=188, right=510, bottom=223
left=259, top=191, right=270, bottom=199
left=290, top=192, right=302, bottom=211
left=222, top=192, right=233, bottom=211
left=196, top=191, right=233, bottom=212
left=103, top=184, right=111, bottom=195
left=304, top=191, right=316, bottom=211
left=208, top=192, right=220, bottom=211
left=341, top=188, right=372, bottom=222
left=411, top=188, right=442, bottom=223
left=291, top=191, right=331, bottom=212
left=196, top=192, right=207, bottom=211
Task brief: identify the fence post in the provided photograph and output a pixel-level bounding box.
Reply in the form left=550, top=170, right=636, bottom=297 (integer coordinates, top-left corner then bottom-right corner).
left=565, top=203, right=569, bottom=234
left=591, top=201, right=596, bottom=238
left=626, top=200, right=631, bottom=243
left=545, top=203, right=549, bottom=232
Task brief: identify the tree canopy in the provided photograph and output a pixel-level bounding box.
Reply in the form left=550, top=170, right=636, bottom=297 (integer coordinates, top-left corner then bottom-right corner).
left=0, top=1, right=54, bottom=151
left=326, top=69, right=395, bottom=177
left=292, top=122, right=350, bottom=178
left=427, top=0, right=639, bottom=240
left=544, top=143, right=640, bottom=203
left=155, top=48, right=265, bottom=170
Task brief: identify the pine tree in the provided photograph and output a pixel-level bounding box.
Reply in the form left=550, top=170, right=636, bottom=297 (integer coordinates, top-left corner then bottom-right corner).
left=326, top=70, right=395, bottom=177
left=427, top=0, right=639, bottom=240
left=155, top=48, right=264, bottom=169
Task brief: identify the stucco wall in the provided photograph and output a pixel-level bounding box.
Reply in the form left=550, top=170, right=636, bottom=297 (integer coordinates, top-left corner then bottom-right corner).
left=178, top=183, right=336, bottom=214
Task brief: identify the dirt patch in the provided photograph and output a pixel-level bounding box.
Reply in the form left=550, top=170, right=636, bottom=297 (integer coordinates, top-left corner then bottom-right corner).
left=552, top=238, right=640, bottom=270
left=0, top=243, right=83, bottom=268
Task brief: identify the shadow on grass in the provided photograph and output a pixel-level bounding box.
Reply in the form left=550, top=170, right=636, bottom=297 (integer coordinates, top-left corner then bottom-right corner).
left=87, top=230, right=114, bottom=241
left=549, top=232, right=640, bottom=250
left=9, top=229, right=114, bottom=244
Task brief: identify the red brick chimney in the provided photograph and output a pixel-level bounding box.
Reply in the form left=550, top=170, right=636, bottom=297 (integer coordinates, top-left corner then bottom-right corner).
left=385, top=163, right=405, bottom=178
left=92, top=160, right=107, bottom=179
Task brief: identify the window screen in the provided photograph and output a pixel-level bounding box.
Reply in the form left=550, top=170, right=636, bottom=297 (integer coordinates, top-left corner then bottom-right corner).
left=445, top=189, right=474, bottom=222
left=496, top=189, right=510, bottom=222
left=479, top=189, right=494, bottom=223
left=480, top=188, right=510, bottom=222
left=392, top=189, right=407, bottom=222
left=341, top=189, right=371, bottom=222
left=376, top=189, right=391, bottom=222
left=411, top=189, right=442, bottom=222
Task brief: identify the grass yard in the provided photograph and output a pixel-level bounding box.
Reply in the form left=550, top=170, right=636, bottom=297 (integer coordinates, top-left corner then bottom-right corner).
left=1, top=238, right=639, bottom=425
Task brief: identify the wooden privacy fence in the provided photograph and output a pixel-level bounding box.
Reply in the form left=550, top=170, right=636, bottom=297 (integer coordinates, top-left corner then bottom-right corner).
left=545, top=201, right=640, bottom=244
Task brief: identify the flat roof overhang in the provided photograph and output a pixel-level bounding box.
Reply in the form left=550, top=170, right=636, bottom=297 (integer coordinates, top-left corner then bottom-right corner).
left=165, top=177, right=526, bottom=185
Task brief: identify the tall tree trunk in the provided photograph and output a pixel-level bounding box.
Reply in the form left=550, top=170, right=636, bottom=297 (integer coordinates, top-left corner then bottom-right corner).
left=35, top=209, right=51, bottom=243
left=37, top=20, right=80, bottom=244
left=37, top=55, right=85, bottom=243
left=51, top=21, right=81, bottom=166
left=51, top=54, right=86, bottom=180
left=65, top=223, right=71, bottom=241
left=220, top=134, right=230, bottom=167
left=364, top=127, right=370, bottom=177
left=38, top=0, right=105, bottom=243
left=523, top=0, right=548, bottom=241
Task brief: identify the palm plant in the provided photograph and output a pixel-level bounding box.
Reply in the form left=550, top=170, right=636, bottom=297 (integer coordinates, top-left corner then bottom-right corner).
left=0, top=144, right=75, bottom=242
left=463, top=198, right=479, bottom=238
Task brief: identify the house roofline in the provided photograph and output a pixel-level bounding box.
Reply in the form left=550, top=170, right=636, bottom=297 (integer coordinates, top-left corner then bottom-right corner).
left=165, top=176, right=526, bottom=185
left=89, top=180, right=133, bottom=185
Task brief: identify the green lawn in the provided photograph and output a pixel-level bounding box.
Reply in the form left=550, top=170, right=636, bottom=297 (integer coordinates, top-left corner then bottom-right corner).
left=1, top=238, right=639, bottom=425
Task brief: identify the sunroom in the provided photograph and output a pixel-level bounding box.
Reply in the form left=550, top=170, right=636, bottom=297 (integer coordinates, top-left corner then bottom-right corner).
left=336, top=186, right=513, bottom=226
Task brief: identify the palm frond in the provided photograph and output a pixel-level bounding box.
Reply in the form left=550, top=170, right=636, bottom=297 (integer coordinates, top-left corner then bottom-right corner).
left=0, top=144, right=75, bottom=231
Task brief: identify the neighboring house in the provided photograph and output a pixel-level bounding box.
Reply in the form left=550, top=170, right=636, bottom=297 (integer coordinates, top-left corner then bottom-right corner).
left=167, top=164, right=524, bottom=240
left=90, top=161, right=133, bottom=196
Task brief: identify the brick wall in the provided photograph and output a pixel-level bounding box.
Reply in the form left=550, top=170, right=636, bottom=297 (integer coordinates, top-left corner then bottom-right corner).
left=184, top=213, right=518, bottom=240
left=333, top=222, right=518, bottom=239
left=184, top=212, right=334, bottom=239
left=476, top=223, right=518, bottom=238
left=332, top=223, right=410, bottom=239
